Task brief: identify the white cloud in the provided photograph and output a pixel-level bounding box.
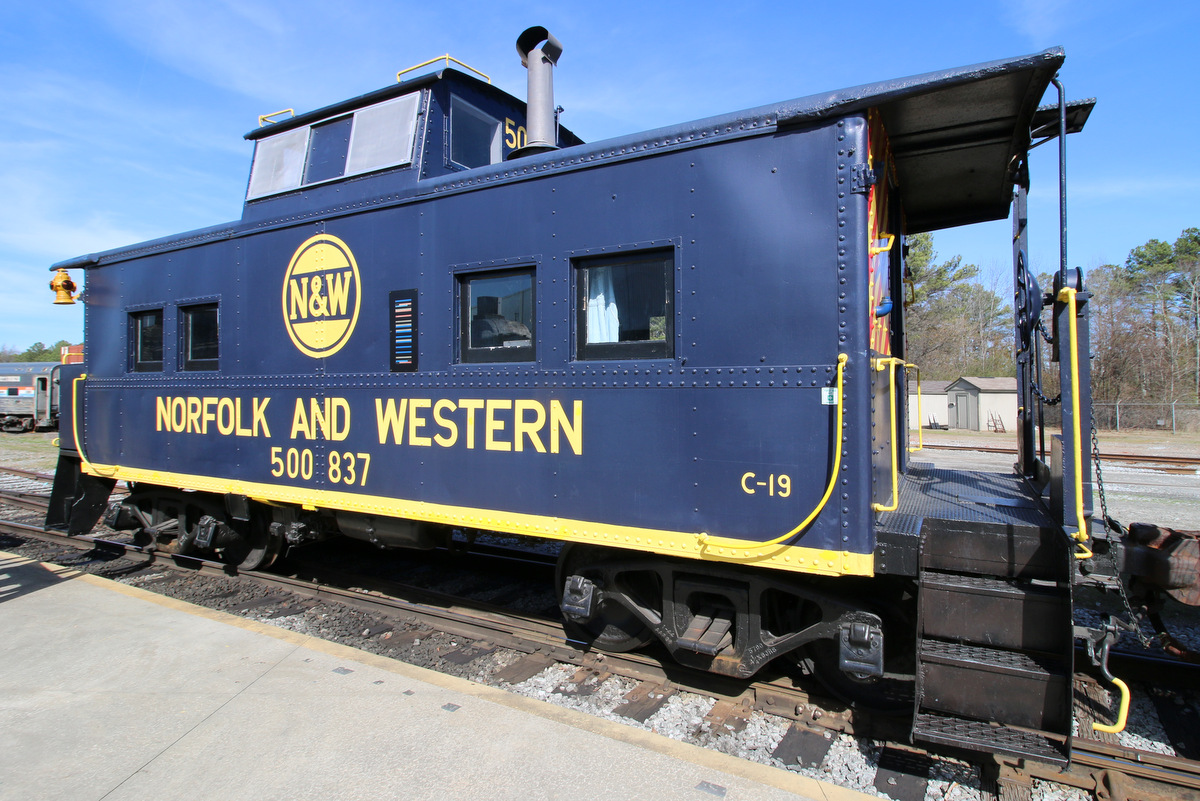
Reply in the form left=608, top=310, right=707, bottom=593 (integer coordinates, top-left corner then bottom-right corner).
left=0, top=165, right=162, bottom=262
left=75, top=0, right=453, bottom=108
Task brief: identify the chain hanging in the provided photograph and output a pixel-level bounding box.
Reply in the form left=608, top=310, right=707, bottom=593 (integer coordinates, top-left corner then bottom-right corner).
left=1037, top=319, right=1055, bottom=345
left=1090, top=407, right=1154, bottom=649
left=1031, top=319, right=1062, bottom=406
left=1031, top=381, right=1062, bottom=407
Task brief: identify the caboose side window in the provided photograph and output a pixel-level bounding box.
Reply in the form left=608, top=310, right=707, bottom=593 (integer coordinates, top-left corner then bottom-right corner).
left=246, top=92, right=421, bottom=200
left=575, top=251, right=674, bottom=360
left=460, top=269, right=535, bottom=363
left=246, top=128, right=308, bottom=199
left=450, top=97, right=502, bottom=169
left=345, top=93, right=420, bottom=176
left=130, top=309, right=163, bottom=373
left=181, top=303, right=219, bottom=371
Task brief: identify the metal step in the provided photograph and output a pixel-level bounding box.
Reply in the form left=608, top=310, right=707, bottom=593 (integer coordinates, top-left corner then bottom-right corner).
left=921, top=520, right=1066, bottom=580
left=918, top=638, right=1070, bottom=732
left=920, top=571, right=1070, bottom=651
left=913, top=711, right=1067, bottom=765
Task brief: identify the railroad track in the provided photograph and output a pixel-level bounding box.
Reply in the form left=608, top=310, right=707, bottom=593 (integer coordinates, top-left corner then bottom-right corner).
left=0, top=465, right=55, bottom=483
left=0, top=506, right=844, bottom=731
left=1002, top=736, right=1200, bottom=801
left=0, top=488, right=55, bottom=513
left=920, top=443, right=1200, bottom=471
left=4, top=481, right=1200, bottom=800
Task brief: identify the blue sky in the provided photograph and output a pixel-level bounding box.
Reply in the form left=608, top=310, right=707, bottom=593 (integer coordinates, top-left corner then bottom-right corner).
left=2, top=0, right=1196, bottom=350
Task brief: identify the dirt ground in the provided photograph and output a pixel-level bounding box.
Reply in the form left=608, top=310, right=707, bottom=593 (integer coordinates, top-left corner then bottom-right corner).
left=0, top=431, right=59, bottom=473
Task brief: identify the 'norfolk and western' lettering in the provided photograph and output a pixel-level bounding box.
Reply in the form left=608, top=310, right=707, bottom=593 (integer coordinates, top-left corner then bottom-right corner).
left=156, top=396, right=272, bottom=437
left=154, top=394, right=583, bottom=456
left=375, top=398, right=582, bottom=455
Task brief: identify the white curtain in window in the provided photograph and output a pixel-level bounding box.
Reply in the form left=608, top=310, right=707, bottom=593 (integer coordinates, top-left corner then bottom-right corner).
left=587, top=266, right=620, bottom=343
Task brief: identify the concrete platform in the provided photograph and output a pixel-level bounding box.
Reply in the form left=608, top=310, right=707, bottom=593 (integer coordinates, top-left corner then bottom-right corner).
left=0, top=551, right=873, bottom=801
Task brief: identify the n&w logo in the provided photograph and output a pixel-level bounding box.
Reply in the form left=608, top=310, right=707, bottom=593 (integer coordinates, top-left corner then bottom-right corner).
left=281, top=234, right=361, bottom=358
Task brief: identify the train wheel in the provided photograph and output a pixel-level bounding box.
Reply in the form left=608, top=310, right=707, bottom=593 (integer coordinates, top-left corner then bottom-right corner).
left=800, top=580, right=917, bottom=714
left=556, top=545, right=655, bottom=653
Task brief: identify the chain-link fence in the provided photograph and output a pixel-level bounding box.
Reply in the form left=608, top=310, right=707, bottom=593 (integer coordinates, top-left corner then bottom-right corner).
left=1092, top=402, right=1200, bottom=433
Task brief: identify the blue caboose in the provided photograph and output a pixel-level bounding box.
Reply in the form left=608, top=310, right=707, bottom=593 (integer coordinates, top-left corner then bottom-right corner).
left=47, top=29, right=1126, bottom=763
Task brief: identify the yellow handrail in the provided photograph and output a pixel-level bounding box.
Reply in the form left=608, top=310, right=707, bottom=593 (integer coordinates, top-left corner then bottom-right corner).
left=258, top=108, right=295, bottom=126
left=699, top=353, right=848, bottom=551
left=71, top=374, right=117, bottom=478
left=869, top=233, right=895, bottom=257
left=905, top=363, right=923, bottom=452
left=1093, top=675, right=1131, bottom=734
left=872, top=357, right=904, bottom=512
left=1057, top=287, right=1092, bottom=559
left=398, top=55, right=491, bottom=84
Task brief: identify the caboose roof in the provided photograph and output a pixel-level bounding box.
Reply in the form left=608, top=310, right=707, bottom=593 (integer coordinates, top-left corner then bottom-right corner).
left=774, top=47, right=1068, bottom=233
left=53, top=48, right=1079, bottom=271
left=244, top=50, right=1071, bottom=234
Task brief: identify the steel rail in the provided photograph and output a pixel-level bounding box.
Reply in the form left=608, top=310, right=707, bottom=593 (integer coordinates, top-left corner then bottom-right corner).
left=1072, top=739, right=1200, bottom=793
left=7, top=513, right=1200, bottom=797
left=0, top=489, right=54, bottom=513
left=0, top=512, right=841, bottom=726
left=1001, top=737, right=1200, bottom=800
left=5, top=485, right=1199, bottom=692
left=920, top=442, right=1200, bottom=468
left=0, top=465, right=55, bottom=483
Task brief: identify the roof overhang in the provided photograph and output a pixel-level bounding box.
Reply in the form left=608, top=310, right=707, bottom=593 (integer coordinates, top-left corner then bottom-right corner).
left=777, top=48, right=1069, bottom=233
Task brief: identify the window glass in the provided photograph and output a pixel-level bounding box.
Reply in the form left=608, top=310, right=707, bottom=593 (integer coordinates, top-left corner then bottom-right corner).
left=461, top=269, right=534, bottom=362
left=450, top=97, right=502, bottom=169
left=247, top=91, right=421, bottom=200
left=131, top=309, right=163, bottom=372
left=577, top=251, right=673, bottom=360
left=346, top=93, right=420, bottom=176
left=181, top=304, right=219, bottom=371
left=246, top=127, right=308, bottom=200
left=304, top=116, right=353, bottom=184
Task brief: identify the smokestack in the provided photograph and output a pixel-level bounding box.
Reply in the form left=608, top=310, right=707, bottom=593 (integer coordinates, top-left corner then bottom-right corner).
left=512, top=26, right=562, bottom=158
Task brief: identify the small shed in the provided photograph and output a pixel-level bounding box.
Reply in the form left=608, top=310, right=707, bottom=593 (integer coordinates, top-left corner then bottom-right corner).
left=944, top=377, right=1017, bottom=432
left=908, top=379, right=950, bottom=430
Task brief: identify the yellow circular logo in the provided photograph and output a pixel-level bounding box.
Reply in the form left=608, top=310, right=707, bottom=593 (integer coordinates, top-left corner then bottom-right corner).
left=281, top=234, right=361, bottom=358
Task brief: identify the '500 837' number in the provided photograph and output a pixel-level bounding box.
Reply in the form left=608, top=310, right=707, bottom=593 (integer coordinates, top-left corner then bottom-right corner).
left=270, top=447, right=371, bottom=487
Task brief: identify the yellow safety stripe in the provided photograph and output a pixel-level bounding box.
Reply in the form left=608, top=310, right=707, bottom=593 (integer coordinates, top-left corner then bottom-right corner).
left=699, top=354, right=849, bottom=553
left=71, top=375, right=872, bottom=577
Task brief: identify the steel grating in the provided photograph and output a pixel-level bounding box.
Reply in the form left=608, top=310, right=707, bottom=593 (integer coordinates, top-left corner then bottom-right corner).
left=877, top=462, right=1054, bottom=532
left=920, top=638, right=1063, bottom=674
left=913, top=712, right=1067, bottom=764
